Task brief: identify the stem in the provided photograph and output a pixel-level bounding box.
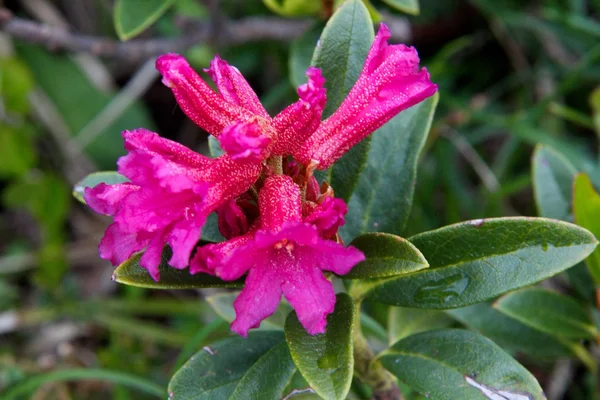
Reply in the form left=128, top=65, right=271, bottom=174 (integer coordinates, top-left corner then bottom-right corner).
left=267, top=156, right=283, bottom=175
left=353, top=300, right=401, bottom=400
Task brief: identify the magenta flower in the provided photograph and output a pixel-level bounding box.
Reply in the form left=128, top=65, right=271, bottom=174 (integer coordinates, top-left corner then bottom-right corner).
left=84, top=129, right=261, bottom=280
left=85, top=23, right=436, bottom=336
left=203, top=175, right=364, bottom=336
left=295, top=24, right=438, bottom=169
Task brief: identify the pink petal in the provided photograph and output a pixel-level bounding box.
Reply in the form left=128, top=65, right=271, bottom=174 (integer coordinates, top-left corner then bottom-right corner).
left=84, top=183, right=138, bottom=216
left=98, top=223, right=149, bottom=265
left=280, top=253, right=336, bottom=335
left=302, top=241, right=365, bottom=276
left=231, top=266, right=283, bottom=337
left=167, top=214, right=206, bottom=269
left=305, top=197, right=348, bottom=238
left=294, top=24, right=437, bottom=169
left=259, top=175, right=302, bottom=231
left=218, top=120, right=271, bottom=163
left=205, top=55, right=269, bottom=118
left=271, top=67, right=326, bottom=155
left=190, top=232, right=254, bottom=276
left=156, top=54, right=254, bottom=136
left=139, top=229, right=168, bottom=281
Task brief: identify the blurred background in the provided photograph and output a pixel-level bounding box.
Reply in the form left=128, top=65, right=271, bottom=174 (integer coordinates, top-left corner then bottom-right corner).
left=0, top=0, right=599, bottom=399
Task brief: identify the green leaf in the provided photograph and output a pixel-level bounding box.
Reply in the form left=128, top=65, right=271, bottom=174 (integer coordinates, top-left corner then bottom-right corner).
left=0, top=57, right=35, bottom=114
left=381, top=0, right=420, bottom=15
left=285, top=293, right=354, bottom=400
left=494, top=287, right=597, bottom=339
left=208, top=135, right=224, bottom=157
left=573, top=173, right=600, bottom=283
left=388, top=307, right=453, bottom=344
left=343, top=233, right=428, bottom=279
left=591, top=86, right=600, bottom=144
left=379, top=329, right=545, bottom=400
left=169, top=331, right=295, bottom=400
left=289, top=24, right=323, bottom=89
left=114, top=0, right=176, bottom=41
left=263, top=0, right=322, bottom=16
left=0, top=125, right=36, bottom=178
left=17, top=45, right=155, bottom=169
left=206, top=292, right=292, bottom=330
left=113, top=247, right=242, bottom=289
left=312, top=0, right=375, bottom=201
left=531, top=145, right=577, bottom=221
left=369, top=217, right=598, bottom=308
left=343, top=93, right=438, bottom=239
left=447, top=303, right=576, bottom=359
left=72, top=171, right=129, bottom=203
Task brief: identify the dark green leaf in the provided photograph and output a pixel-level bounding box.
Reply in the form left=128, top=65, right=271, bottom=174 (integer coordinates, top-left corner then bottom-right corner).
left=113, top=248, right=241, bottom=289
left=206, top=292, right=292, bottom=330
left=381, top=0, right=420, bottom=15
left=531, top=145, right=577, bottom=221
left=388, top=307, right=453, bottom=344
left=114, top=0, right=176, bottom=41
left=343, top=233, right=428, bottom=279
left=285, top=293, right=354, bottom=400
left=379, top=329, right=545, bottom=400
left=369, top=217, right=598, bottom=308
left=312, top=0, right=375, bottom=201
left=494, top=287, right=597, bottom=339
left=201, top=213, right=225, bottom=243
left=289, top=24, right=323, bottom=89
left=169, top=331, right=295, bottom=400
left=343, top=93, right=439, bottom=239
left=72, top=171, right=129, bottom=203
left=573, top=173, right=600, bottom=283
left=447, top=303, right=576, bottom=359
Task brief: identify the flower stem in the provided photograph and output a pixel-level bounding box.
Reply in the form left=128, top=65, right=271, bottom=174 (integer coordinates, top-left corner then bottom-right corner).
left=353, top=300, right=401, bottom=400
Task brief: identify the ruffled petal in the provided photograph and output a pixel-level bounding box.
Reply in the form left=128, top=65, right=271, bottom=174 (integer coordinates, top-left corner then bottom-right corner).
left=280, top=255, right=336, bottom=335
left=84, top=183, right=138, bottom=216
left=190, top=232, right=254, bottom=276
left=305, top=197, right=347, bottom=238
left=302, top=240, right=365, bottom=276
left=139, top=229, right=168, bottom=281
left=231, top=266, right=283, bottom=337
left=205, top=55, right=269, bottom=119
left=156, top=54, right=254, bottom=136
left=98, top=223, right=149, bottom=265
left=271, top=67, right=326, bottom=155
left=218, top=120, right=271, bottom=163
left=167, top=214, right=206, bottom=269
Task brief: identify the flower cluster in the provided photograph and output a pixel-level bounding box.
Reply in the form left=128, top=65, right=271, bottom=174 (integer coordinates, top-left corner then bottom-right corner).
left=85, top=24, right=437, bottom=336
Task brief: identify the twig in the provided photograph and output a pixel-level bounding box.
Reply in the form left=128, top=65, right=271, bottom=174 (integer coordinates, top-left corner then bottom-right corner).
left=0, top=8, right=411, bottom=61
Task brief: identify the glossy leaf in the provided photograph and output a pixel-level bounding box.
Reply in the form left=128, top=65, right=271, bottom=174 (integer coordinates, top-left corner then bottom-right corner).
left=447, top=303, right=575, bottom=359
left=380, top=329, right=545, bottom=400
left=388, top=307, right=453, bottom=344
left=113, top=248, right=241, bottom=289
left=114, top=0, right=176, bottom=41
left=369, top=217, right=598, bottom=308
left=206, top=292, right=292, bottom=330
left=573, top=173, right=600, bottom=283
left=72, top=171, right=129, bottom=203
left=381, top=0, right=420, bottom=15
left=285, top=293, right=354, bottom=400
left=313, top=0, right=375, bottom=201
left=169, top=331, right=295, bottom=400
left=531, top=145, right=577, bottom=221
left=494, top=287, right=597, bottom=339
left=344, top=233, right=428, bottom=279
left=343, top=93, right=438, bottom=239
left=263, top=0, right=321, bottom=16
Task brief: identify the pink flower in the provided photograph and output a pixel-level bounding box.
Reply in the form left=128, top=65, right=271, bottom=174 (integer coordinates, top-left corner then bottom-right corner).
left=84, top=129, right=261, bottom=280
left=218, top=120, right=272, bottom=162
left=294, top=24, right=438, bottom=169
left=210, top=175, right=364, bottom=336
left=305, top=197, right=348, bottom=239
